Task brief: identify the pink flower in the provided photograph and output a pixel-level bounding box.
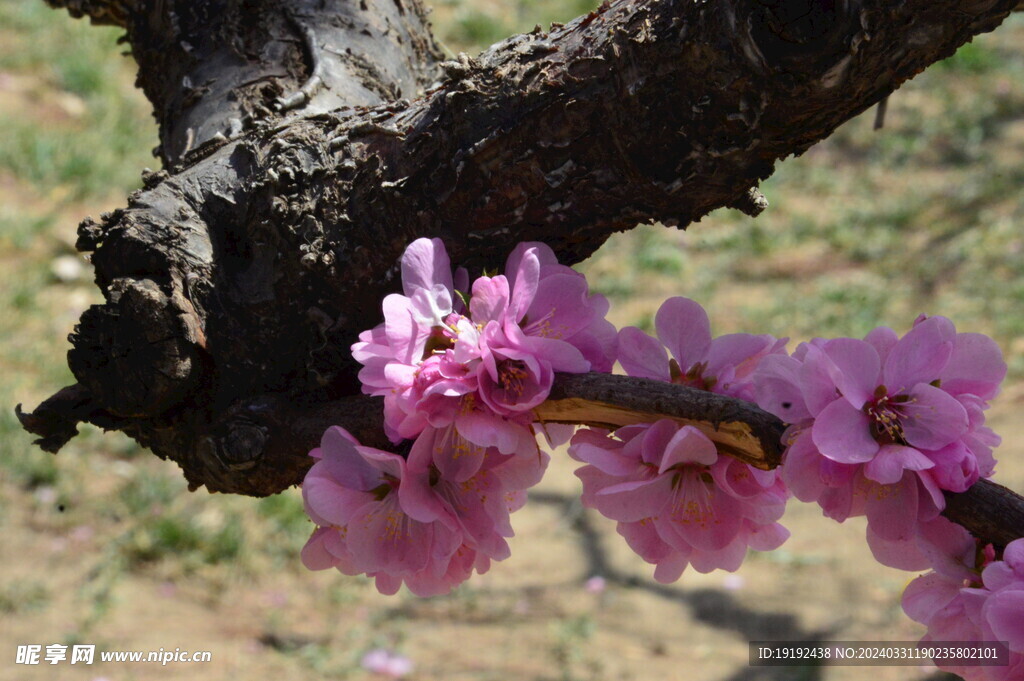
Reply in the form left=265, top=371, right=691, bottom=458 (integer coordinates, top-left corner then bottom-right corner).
left=361, top=649, right=414, bottom=677
left=618, top=297, right=786, bottom=401
left=302, top=424, right=547, bottom=596
left=570, top=420, right=789, bottom=582
left=511, top=243, right=616, bottom=366
left=301, top=426, right=471, bottom=596
left=352, top=238, right=614, bottom=452
left=902, top=534, right=1024, bottom=680
left=400, top=425, right=549, bottom=562
left=753, top=316, right=1005, bottom=565
left=575, top=296, right=789, bottom=581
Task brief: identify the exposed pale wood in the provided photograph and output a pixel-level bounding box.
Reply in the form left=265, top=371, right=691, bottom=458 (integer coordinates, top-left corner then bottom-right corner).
left=537, top=374, right=784, bottom=470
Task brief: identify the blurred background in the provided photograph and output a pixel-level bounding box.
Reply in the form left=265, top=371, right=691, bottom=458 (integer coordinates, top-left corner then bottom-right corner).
left=1, top=0, right=1023, bottom=679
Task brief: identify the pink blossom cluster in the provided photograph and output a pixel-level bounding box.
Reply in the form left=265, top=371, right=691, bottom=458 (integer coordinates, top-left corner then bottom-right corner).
left=570, top=297, right=790, bottom=580
left=752, top=315, right=1006, bottom=567
left=303, top=237, right=613, bottom=595
left=299, top=236, right=1019, bottom=614
left=570, top=420, right=789, bottom=581
left=901, top=520, right=1024, bottom=680
left=301, top=425, right=547, bottom=596
left=352, top=237, right=615, bottom=454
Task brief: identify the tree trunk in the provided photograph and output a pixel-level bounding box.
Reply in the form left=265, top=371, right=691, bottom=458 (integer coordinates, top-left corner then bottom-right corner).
left=21, top=0, right=1022, bottom=505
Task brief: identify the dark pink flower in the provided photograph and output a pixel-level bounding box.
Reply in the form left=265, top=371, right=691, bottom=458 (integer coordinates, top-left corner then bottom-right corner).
left=352, top=238, right=614, bottom=453
left=753, top=316, right=1005, bottom=565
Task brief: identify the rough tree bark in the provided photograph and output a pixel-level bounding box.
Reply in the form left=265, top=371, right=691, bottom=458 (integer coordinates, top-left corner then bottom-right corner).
left=19, top=0, right=1024, bottom=549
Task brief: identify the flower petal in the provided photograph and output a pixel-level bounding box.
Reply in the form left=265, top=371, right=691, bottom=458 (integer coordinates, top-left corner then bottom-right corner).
left=798, top=344, right=842, bottom=416
left=652, top=550, right=689, bottom=584
left=984, top=591, right=1024, bottom=651
left=596, top=477, right=671, bottom=522
left=470, top=275, right=510, bottom=323
left=747, top=522, right=790, bottom=551
left=303, top=467, right=375, bottom=526
left=823, top=337, right=881, bottom=408
left=569, top=435, right=637, bottom=477
left=301, top=527, right=343, bottom=571
left=382, top=294, right=423, bottom=365
left=863, top=444, right=934, bottom=485
left=654, top=297, right=712, bottom=372
left=525, top=273, right=595, bottom=340
left=640, top=419, right=681, bottom=467
left=659, top=425, right=718, bottom=472
left=401, top=237, right=453, bottom=296
left=811, top=399, right=878, bottom=464
left=866, top=528, right=930, bottom=571
left=617, top=518, right=672, bottom=563
left=753, top=354, right=810, bottom=423
left=901, top=383, right=969, bottom=451
left=901, top=572, right=961, bottom=625
left=941, top=332, right=1007, bottom=400
left=705, top=333, right=773, bottom=379
left=883, top=315, right=955, bottom=390
left=617, top=327, right=670, bottom=381
left=508, top=247, right=540, bottom=323
left=688, top=535, right=748, bottom=573
left=917, top=516, right=980, bottom=582
left=778, top=432, right=827, bottom=503
left=863, top=326, right=898, bottom=364
left=1003, top=537, right=1024, bottom=574
left=864, top=475, right=919, bottom=542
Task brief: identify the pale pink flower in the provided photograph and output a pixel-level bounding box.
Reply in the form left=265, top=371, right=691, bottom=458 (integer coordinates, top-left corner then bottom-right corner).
left=570, top=420, right=789, bottom=582
left=722, top=574, right=746, bottom=591
left=618, top=297, right=786, bottom=401
left=399, top=425, right=548, bottom=561
left=361, top=649, right=414, bottom=678
left=902, top=534, right=1024, bottom=680
left=301, top=426, right=468, bottom=596
left=579, top=296, right=788, bottom=580
left=302, top=424, right=547, bottom=596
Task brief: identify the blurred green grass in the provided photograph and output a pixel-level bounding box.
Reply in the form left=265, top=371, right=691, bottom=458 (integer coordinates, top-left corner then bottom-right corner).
left=0, top=1, right=154, bottom=198
left=432, top=0, right=601, bottom=53
left=1, top=1, right=1023, bottom=678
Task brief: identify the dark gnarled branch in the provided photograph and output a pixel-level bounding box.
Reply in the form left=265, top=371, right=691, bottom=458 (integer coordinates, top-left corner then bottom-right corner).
left=20, top=0, right=1023, bottom=505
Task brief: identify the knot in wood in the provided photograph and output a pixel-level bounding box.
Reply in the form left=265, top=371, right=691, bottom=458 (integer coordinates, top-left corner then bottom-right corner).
left=220, top=422, right=268, bottom=471
left=68, top=278, right=201, bottom=418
